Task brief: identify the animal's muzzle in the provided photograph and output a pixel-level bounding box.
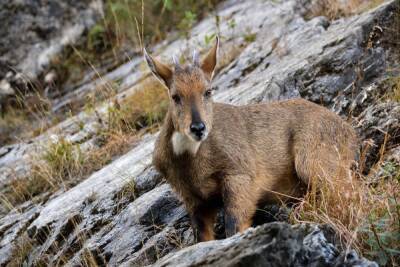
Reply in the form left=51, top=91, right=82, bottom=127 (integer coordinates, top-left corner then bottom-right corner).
left=190, top=122, right=206, bottom=140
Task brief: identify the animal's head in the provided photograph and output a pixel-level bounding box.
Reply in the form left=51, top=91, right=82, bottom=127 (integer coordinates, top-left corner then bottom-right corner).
left=144, top=37, right=219, bottom=143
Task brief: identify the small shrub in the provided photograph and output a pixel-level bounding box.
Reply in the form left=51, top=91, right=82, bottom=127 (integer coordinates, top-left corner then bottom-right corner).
left=204, top=32, right=217, bottom=46
left=228, top=18, right=236, bottom=30
left=244, top=33, right=257, bottom=43
left=42, top=137, right=84, bottom=180
left=87, top=24, right=110, bottom=53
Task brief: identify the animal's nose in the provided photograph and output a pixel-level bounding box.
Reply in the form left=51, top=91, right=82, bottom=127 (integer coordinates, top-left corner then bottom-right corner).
left=190, top=122, right=206, bottom=137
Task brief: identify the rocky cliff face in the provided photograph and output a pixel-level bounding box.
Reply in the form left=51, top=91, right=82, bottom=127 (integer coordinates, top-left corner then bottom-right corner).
left=0, top=0, right=103, bottom=102
left=0, top=0, right=399, bottom=266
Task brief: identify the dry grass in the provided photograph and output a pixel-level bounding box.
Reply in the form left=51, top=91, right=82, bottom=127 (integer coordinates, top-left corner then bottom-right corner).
left=290, top=170, right=365, bottom=245
left=120, top=78, right=169, bottom=128
left=0, top=138, right=85, bottom=210
left=305, top=0, right=385, bottom=20
left=386, top=76, right=400, bottom=102
left=1, top=173, right=51, bottom=209
left=0, top=108, right=31, bottom=145
left=0, top=134, right=119, bottom=210
left=0, top=79, right=168, bottom=210
left=0, top=133, right=137, bottom=210
left=97, top=78, right=169, bottom=137
left=0, top=94, right=57, bottom=146
left=6, top=218, right=106, bottom=266
left=6, top=234, right=35, bottom=267
left=80, top=249, right=103, bottom=267
left=360, top=176, right=400, bottom=266
left=290, top=149, right=400, bottom=266
left=118, top=180, right=137, bottom=200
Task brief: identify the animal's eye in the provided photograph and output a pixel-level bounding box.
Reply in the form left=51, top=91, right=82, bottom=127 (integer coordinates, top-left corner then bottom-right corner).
left=172, top=94, right=181, bottom=104
left=204, top=89, right=212, bottom=98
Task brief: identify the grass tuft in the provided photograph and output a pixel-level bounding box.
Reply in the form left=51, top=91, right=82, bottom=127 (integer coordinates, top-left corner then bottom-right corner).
left=7, top=235, right=34, bottom=267
left=243, top=33, right=257, bottom=43
left=0, top=94, right=56, bottom=146
left=290, top=159, right=400, bottom=266
left=386, top=76, right=400, bottom=102
left=42, top=137, right=84, bottom=181
left=304, top=0, right=385, bottom=20
left=98, top=78, right=169, bottom=137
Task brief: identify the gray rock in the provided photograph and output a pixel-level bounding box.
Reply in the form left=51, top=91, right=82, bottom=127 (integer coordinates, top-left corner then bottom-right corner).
left=0, top=79, right=14, bottom=97
left=0, top=79, right=15, bottom=113
left=153, top=223, right=378, bottom=267
left=0, top=0, right=103, bottom=84
left=355, top=102, right=400, bottom=172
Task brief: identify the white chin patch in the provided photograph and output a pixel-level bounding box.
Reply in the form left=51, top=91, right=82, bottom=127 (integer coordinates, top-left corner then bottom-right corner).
left=172, top=132, right=201, bottom=155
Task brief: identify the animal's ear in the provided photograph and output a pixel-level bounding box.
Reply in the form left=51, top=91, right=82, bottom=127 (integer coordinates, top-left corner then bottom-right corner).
left=201, top=36, right=219, bottom=80
left=144, top=48, right=173, bottom=87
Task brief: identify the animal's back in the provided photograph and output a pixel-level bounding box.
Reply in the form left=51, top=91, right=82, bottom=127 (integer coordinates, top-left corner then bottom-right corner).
left=210, top=98, right=358, bottom=201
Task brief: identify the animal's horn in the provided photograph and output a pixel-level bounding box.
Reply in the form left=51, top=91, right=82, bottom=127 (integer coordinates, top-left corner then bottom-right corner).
left=172, top=55, right=182, bottom=71
left=192, top=50, right=200, bottom=66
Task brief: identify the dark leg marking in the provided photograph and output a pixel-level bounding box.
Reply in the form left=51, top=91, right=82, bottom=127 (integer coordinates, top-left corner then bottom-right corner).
left=224, top=211, right=238, bottom=238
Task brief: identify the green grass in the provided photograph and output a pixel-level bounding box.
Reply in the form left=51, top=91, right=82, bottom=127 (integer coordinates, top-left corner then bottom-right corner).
left=243, top=33, right=257, bottom=43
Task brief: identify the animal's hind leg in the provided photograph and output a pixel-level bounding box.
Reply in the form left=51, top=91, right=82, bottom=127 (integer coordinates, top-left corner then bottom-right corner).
left=294, top=143, right=356, bottom=197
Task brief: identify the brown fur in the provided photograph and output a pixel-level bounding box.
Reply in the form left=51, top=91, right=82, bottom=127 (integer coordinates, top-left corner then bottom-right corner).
left=146, top=38, right=359, bottom=242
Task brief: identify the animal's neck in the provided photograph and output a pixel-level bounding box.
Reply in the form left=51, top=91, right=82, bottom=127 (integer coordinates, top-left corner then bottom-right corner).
left=162, top=110, right=201, bottom=156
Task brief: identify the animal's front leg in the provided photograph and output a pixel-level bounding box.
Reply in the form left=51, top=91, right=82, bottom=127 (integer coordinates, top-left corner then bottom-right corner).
left=223, top=175, right=258, bottom=237
left=190, top=205, right=218, bottom=242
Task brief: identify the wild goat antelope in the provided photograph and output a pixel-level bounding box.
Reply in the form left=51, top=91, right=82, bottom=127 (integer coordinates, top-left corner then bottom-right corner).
left=145, top=37, right=358, bottom=242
